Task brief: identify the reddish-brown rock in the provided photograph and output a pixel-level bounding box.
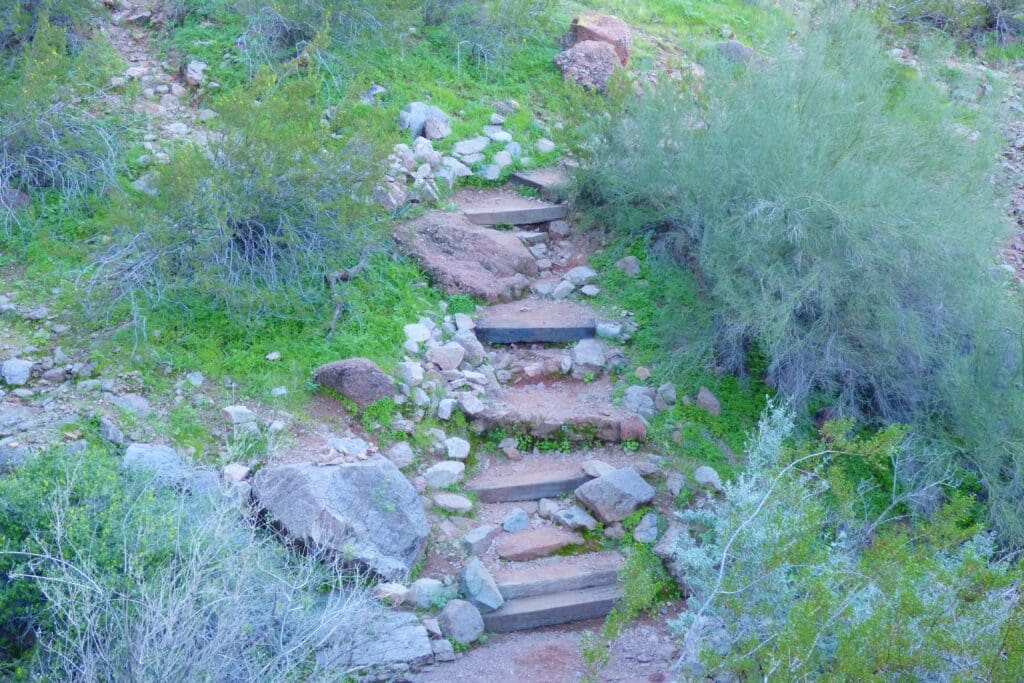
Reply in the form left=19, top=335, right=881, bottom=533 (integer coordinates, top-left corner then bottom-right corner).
left=393, top=210, right=538, bottom=302
left=495, top=528, right=584, bottom=561
left=553, top=40, right=621, bottom=92
left=315, top=358, right=393, bottom=408
left=571, top=13, right=632, bottom=67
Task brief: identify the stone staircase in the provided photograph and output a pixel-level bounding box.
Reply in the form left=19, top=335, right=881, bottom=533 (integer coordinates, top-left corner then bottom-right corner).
left=394, top=175, right=666, bottom=640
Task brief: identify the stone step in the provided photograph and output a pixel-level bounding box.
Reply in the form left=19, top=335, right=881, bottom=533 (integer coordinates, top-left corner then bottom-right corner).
left=492, top=551, right=624, bottom=599
left=457, top=188, right=568, bottom=226
left=509, top=167, right=569, bottom=200
left=468, top=465, right=591, bottom=503
left=483, top=584, right=621, bottom=633
left=475, top=300, right=596, bottom=344
left=471, top=378, right=647, bottom=443
left=494, top=527, right=584, bottom=561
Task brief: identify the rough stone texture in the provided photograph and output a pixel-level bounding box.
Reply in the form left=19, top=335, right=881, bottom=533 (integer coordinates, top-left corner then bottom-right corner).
left=623, top=385, right=656, bottom=417
left=394, top=211, right=538, bottom=302
left=565, top=266, right=598, bottom=285
left=554, top=40, right=620, bottom=92
left=503, top=507, right=530, bottom=532
left=633, top=512, right=659, bottom=543
left=0, top=404, right=38, bottom=438
left=694, top=465, right=723, bottom=493
left=445, top=436, right=471, bottom=461
left=462, top=524, right=501, bottom=555
left=1, top=359, right=33, bottom=386
left=314, top=358, right=393, bottom=408
left=123, top=443, right=192, bottom=488
left=554, top=505, right=598, bottom=531
left=434, top=492, right=473, bottom=513
left=696, top=386, right=721, bottom=417
left=716, top=39, right=754, bottom=63
left=571, top=338, right=605, bottom=379
left=571, top=13, right=632, bottom=66
left=399, top=102, right=449, bottom=140
left=439, top=599, right=484, bottom=645
left=495, top=528, right=584, bottom=561
left=384, top=441, right=415, bottom=469
left=316, top=610, right=433, bottom=678
left=373, top=582, right=409, bottom=606
left=582, top=459, right=616, bottom=478
left=574, top=467, right=655, bottom=523
left=0, top=446, right=29, bottom=474
left=461, top=558, right=504, bottom=613
left=407, top=578, right=450, bottom=608
left=432, top=638, right=456, bottom=662
left=252, top=457, right=429, bottom=580
left=615, top=255, right=641, bottom=276
left=114, top=393, right=153, bottom=417
left=424, top=460, right=465, bottom=489
left=427, top=342, right=466, bottom=371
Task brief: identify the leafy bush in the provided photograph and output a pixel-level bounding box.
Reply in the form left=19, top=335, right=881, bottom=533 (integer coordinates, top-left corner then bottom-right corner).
left=0, top=0, right=97, bottom=51
left=667, top=404, right=1024, bottom=679
left=576, top=9, right=1024, bottom=545
left=0, top=446, right=386, bottom=679
left=88, top=73, right=379, bottom=325
left=1, top=20, right=121, bottom=232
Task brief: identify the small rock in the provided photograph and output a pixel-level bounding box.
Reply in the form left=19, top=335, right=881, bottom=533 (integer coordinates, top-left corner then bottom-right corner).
left=432, top=638, right=456, bottom=662
left=596, top=321, right=623, bottom=339
left=575, top=467, right=656, bottom=523
left=405, top=323, right=432, bottom=343
left=315, top=358, right=394, bottom=408
left=458, top=393, right=486, bottom=417
left=183, top=60, right=207, bottom=86
left=445, top=436, right=471, bottom=461
left=185, top=371, right=204, bottom=387
left=536, top=138, right=556, bottom=154
left=1, top=359, right=33, bottom=386
left=635, top=367, right=651, bottom=381
left=437, top=398, right=455, bottom=420
left=271, top=386, right=287, bottom=397
left=633, top=512, right=659, bottom=543
left=424, top=461, right=465, bottom=488
left=434, top=492, right=473, bottom=513
left=222, top=463, right=250, bottom=483
left=503, top=507, right=530, bottom=532
left=265, top=351, right=282, bottom=361
left=538, top=498, right=560, bottom=519
left=571, top=339, right=605, bottom=379
left=385, top=441, right=416, bottom=469
left=554, top=505, right=598, bottom=531
left=548, top=220, right=571, bottom=238
left=461, top=524, right=500, bottom=555
left=581, top=284, right=601, bottom=297
left=582, top=459, right=616, bottom=478
left=696, top=386, right=721, bottom=416
left=329, top=436, right=369, bottom=458
left=407, top=578, right=449, bottom=609
left=694, top=465, right=723, bottom=493
left=453, top=136, right=490, bottom=156
left=374, top=582, right=409, bottom=606
left=222, top=405, right=255, bottom=424
left=399, top=102, right=450, bottom=140
left=397, top=361, right=425, bottom=387
left=114, top=393, right=153, bottom=418
left=666, top=472, right=685, bottom=497
left=552, top=280, right=575, bottom=300
left=615, top=255, right=641, bottom=276
left=438, top=599, right=483, bottom=645
left=565, top=266, right=598, bottom=285
left=623, top=385, right=656, bottom=417
left=427, top=342, right=466, bottom=372
left=604, top=522, right=625, bottom=540
left=98, top=416, right=125, bottom=445
left=460, top=558, right=504, bottom=613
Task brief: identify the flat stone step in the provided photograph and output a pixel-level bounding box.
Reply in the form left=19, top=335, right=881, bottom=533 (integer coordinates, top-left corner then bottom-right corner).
left=457, top=188, right=568, bottom=226
left=468, top=465, right=591, bottom=503
left=472, top=378, right=647, bottom=443
left=475, top=300, right=596, bottom=344
left=483, top=584, right=621, bottom=633
left=509, top=167, right=569, bottom=200
left=492, top=551, right=623, bottom=599
left=494, top=527, right=584, bottom=561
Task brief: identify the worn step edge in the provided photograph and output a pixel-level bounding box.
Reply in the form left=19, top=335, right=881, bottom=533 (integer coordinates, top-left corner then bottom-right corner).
left=475, top=321, right=596, bottom=344
left=468, top=470, right=592, bottom=503
left=495, top=554, right=623, bottom=599
left=463, top=203, right=568, bottom=226
left=482, top=584, right=622, bottom=633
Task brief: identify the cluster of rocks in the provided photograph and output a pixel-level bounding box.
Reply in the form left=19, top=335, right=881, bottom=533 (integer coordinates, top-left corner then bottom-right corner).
left=377, top=101, right=558, bottom=211
left=554, top=13, right=632, bottom=91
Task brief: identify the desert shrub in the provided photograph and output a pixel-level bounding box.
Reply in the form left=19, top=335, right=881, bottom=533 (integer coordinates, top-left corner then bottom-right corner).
left=422, top=0, right=557, bottom=69
left=667, top=404, right=1024, bottom=679
left=87, top=73, right=379, bottom=326
left=0, top=0, right=97, bottom=52
left=235, top=0, right=411, bottom=67
left=0, top=446, right=385, bottom=680
left=576, top=8, right=1024, bottom=545
left=1, top=20, right=121, bottom=232
left=883, top=0, right=1024, bottom=45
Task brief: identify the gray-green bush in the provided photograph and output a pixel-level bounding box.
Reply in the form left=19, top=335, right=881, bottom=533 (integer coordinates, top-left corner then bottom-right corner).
left=422, top=0, right=557, bottom=69
left=883, top=0, right=1024, bottom=44
left=0, top=0, right=97, bottom=51
left=87, top=73, right=378, bottom=325
left=576, top=9, right=1024, bottom=546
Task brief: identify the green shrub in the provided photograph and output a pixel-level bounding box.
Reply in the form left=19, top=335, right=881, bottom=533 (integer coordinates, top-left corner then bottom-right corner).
left=576, top=8, right=1024, bottom=546
left=668, top=404, right=1024, bottom=679
left=0, top=0, right=97, bottom=51
left=882, top=0, right=1024, bottom=45
left=88, top=73, right=379, bottom=325
left=1, top=20, right=121, bottom=232
left=0, top=446, right=385, bottom=679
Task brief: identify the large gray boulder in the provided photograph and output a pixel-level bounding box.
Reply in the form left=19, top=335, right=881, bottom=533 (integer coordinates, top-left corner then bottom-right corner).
left=252, top=457, right=429, bottom=581
left=316, top=609, right=433, bottom=679
left=574, top=467, right=655, bottom=523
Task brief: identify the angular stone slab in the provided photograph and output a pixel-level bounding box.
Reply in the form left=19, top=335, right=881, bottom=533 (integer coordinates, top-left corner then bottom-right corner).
left=475, top=300, right=596, bottom=344
left=492, top=551, right=623, bottom=599
left=457, top=188, right=568, bottom=226
left=482, top=584, right=621, bottom=632
left=509, top=167, right=569, bottom=200
left=494, top=527, right=583, bottom=561
left=393, top=211, right=537, bottom=303
left=468, top=465, right=592, bottom=503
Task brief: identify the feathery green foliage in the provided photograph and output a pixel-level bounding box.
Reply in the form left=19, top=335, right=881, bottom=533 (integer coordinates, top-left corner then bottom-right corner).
left=576, top=8, right=1024, bottom=546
